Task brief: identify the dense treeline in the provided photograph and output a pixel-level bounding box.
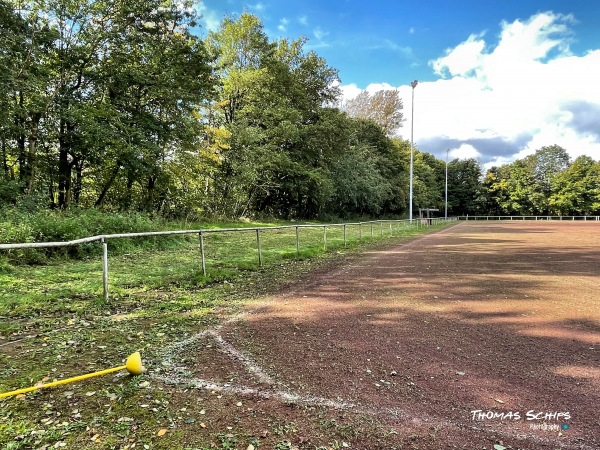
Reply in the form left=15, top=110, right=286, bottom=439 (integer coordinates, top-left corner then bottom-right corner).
left=482, top=146, right=600, bottom=216
left=1, top=2, right=598, bottom=223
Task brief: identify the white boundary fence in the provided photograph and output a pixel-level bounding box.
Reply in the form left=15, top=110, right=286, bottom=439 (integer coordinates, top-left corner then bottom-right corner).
left=0, top=218, right=457, bottom=301
left=459, top=215, right=600, bottom=221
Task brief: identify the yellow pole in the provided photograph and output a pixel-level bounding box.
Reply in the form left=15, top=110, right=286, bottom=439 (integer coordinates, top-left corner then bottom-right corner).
left=0, top=352, right=142, bottom=400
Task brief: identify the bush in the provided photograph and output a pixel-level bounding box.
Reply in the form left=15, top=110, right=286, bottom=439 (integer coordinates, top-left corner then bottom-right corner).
left=0, top=207, right=186, bottom=264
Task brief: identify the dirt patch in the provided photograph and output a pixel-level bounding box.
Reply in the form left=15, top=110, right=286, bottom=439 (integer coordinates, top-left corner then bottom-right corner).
left=159, top=222, right=600, bottom=449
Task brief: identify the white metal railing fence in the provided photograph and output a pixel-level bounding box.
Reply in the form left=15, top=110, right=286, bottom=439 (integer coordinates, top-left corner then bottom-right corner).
left=0, top=218, right=458, bottom=301
left=459, top=215, right=600, bottom=221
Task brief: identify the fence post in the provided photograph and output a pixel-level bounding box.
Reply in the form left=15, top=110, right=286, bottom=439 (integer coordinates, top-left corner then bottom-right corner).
left=359, top=223, right=362, bottom=241
left=199, top=231, right=206, bottom=277
left=343, top=224, right=347, bottom=247
left=296, top=226, right=300, bottom=257
left=389, top=221, right=392, bottom=236
left=256, top=229, right=262, bottom=267
left=323, top=226, right=327, bottom=251
left=101, top=238, right=109, bottom=301
left=370, top=222, right=373, bottom=238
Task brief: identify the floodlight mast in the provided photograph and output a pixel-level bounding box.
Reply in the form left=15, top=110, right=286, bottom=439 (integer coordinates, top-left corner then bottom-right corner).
left=409, top=80, right=418, bottom=223
left=445, top=149, right=449, bottom=219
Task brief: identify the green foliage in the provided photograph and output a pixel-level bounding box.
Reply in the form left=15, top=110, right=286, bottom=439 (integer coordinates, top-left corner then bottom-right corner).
left=549, top=155, right=600, bottom=215
left=1, top=0, right=215, bottom=212
left=446, top=158, right=483, bottom=215
left=0, top=208, right=176, bottom=263
left=329, top=144, right=387, bottom=217
left=484, top=146, right=599, bottom=216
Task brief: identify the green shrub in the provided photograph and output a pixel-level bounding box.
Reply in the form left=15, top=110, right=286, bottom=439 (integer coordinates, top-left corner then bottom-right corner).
left=0, top=207, right=187, bottom=264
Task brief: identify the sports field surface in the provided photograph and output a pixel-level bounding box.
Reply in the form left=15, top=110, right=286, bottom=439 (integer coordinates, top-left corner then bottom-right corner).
left=159, top=221, right=600, bottom=449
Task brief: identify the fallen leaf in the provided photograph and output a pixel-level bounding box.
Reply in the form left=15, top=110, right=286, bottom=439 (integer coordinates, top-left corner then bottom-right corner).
left=157, top=429, right=168, bottom=437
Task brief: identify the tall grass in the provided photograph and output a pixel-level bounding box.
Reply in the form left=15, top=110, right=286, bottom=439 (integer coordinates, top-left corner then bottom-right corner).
left=0, top=208, right=184, bottom=264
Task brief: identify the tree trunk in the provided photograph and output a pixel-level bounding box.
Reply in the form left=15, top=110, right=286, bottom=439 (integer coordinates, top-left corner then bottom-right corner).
left=94, top=163, right=121, bottom=207
left=1, top=135, right=8, bottom=177
left=57, top=118, right=72, bottom=208
left=16, top=93, right=27, bottom=187
left=48, top=178, right=56, bottom=208
left=145, top=174, right=157, bottom=210
left=26, top=111, right=41, bottom=194
left=72, top=157, right=84, bottom=205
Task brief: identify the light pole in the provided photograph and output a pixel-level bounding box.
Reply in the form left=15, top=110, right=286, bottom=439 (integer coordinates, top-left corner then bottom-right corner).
left=445, top=149, right=449, bottom=219
left=409, top=80, right=418, bottom=223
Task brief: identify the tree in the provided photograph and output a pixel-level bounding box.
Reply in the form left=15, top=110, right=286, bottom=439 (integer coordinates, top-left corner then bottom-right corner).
left=0, top=0, right=215, bottom=211
left=549, top=155, right=600, bottom=215
left=328, top=143, right=387, bottom=216
left=484, top=146, right=573, bottom=216
left=88, top=0, right=214, bottom=212
left=342, top=89, right=404, bottom=136
left=0, top=0, right=57, bottom=198
left=446, top=158, right=482, bottom=215
left=526, top=145, right=571, bottom=214
left=206, top=13, right=340, bottom=218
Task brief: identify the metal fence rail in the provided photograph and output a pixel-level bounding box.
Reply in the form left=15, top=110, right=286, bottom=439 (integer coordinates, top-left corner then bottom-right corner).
left=1, top=218, right=457, bottom=301
left=458, top=215, right=600, bottom=221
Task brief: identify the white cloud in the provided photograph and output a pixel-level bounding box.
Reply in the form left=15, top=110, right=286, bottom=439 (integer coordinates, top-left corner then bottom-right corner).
left=278, top=17, right=289, bottom=32
left=341, top=11, right=600, bottom=165
left=196, top=1, right=221, bottom=32
left=249, top=2, right=265, bottom=12
left=339, top=83, right=362, bottom=101
left=365, top=82, right=397, bottom=93
left=431, top=33, right=486, bottom=77
left=314, top=27, right=330, bottom=41
left=298, top=15, right=308, bottom=26
left=450, top=144, right=480, bottom=160
left=367, top=40, right=413, bottom=57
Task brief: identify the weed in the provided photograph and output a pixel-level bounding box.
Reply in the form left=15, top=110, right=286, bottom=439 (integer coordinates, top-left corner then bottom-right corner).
left=274, top=440, right=293, bottom=449
left=216, top=432, right=238, bottom=448
left=271, top=421, right=298, bottom=436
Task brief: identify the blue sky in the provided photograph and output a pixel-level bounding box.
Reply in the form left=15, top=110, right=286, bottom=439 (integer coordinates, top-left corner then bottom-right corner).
left=196, top=1, right=600, bottom=166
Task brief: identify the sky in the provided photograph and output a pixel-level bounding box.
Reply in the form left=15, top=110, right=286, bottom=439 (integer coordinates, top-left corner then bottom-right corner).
left=195, top=0, right=600, bottom=167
